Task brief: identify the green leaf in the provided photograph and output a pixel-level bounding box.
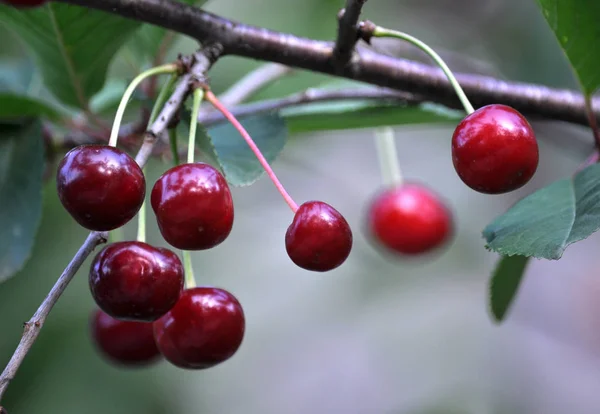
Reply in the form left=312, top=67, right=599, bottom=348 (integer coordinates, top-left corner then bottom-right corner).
left=489, top=255, right=530, bottom=323
left=197, top=114, right=288, bottom=187
left=0, top=93, right=60, bottom=120
left=0, top=121, right=45, bottom=283
left=536, top=0, right=600, bottom=94
left=0, top=3, right=141, bottom=108
left=283, top=101, right=463, bottom=133
left=483, top=163, right=600, bottom=259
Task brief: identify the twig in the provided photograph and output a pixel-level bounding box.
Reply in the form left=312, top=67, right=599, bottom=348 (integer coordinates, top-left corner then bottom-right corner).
left=333, top=0, right=367, bottom=67
left=584, top=94, right=600, bottom=151
left=57, top=0, right=600, bottom=126
left=218, top=63, right=294, bottom=106
left=198, top=86, right=419, bottom=126
left=0, top=45, right=222, bottom=407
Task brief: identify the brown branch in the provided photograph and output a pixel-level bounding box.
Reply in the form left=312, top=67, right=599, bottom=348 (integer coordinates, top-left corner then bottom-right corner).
left=584, top=94, right=600, bottom=151
left=58, top=0, right=599, bottom=126
left=0, top=45, right=222, bottom=409
left=333, top=0, right=367, bottom=68
left=198, top=86, right=420, bottom=126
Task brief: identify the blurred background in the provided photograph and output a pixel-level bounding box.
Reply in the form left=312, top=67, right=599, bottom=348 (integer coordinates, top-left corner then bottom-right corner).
left=1, top=0, right=600, bottom=413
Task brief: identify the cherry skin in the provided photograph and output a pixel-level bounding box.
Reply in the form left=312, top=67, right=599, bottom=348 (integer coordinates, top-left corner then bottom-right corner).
left=56, top=145, right=145, bottom=231
left=90, top=309, right=161, bottom=366
left=89, top=241, right=184, bottom=322
left=367, top=184, right=452, bottom=255
left=451, top=104, right=538, bottom=194
left=285, top=201, right=353, bottom=272
left=1, top=0, right=47, bottom=7
left=151, top=163, right=234, bottom=250
left=153, top=287, right=245, bottom=369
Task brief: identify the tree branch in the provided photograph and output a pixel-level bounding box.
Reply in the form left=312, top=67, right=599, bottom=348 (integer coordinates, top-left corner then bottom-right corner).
left=198, top=86, right=419, bottom=127
left=0, top=45, right=222, bottom=408
left=333, top=0, right=367, bottom=68
left=218, top=63, right=294, bottom=106
left=58, top=0, right=599, bottom=126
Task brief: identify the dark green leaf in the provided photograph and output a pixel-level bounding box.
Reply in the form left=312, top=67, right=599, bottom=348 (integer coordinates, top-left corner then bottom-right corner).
left=0, top=3, right=141, bottom=108
left=483, top=163, right=600, bottom=259
left=536, top=0, right=600, bottom=94
left=197, top=114, right=288, bottom=187
left=0, top=121, right=45, bottom=282
left=489, top=255, right=530, bottom=323
left=283, top=101, right=463, bottom=133
left=0, top=94, right=60, bottom=121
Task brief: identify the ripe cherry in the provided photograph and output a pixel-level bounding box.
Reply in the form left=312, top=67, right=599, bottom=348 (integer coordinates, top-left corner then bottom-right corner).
left=89, top=241, right=184, bottom=322
left=151, top=163, right=234, bottom=250
left=285, top=201, right=353, bottom=272
left=90, top=309, right=161, bottom=366
left=1, top=0, right=47, bottom=7
left=56, top=145, right=145, bottom=231
left=153, top=287, right=245, bottom=369
left=451, top=104, right=538, bottom=194
left=367, top=184, right=452, bottom=255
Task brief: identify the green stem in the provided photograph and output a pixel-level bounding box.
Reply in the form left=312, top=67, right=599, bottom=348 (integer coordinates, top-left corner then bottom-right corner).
left=187, top=88, right=205, bottom=164
left=183, top=250, right=196, bottom=288
left=372, top=27, right=475, bottom=115
left=148, top=73, right=179, bottom=128
left=108, top=226, right=124, bottom=244
left=374, top=127, right=403, bottom=187
left=169, top=128, right=180, bottom=166
left=108, top=63, right=179, bottom=147
left=136, top=196, right=146, bottom=243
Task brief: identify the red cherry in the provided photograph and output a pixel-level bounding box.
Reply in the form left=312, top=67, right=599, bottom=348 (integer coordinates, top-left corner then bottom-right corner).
left=56, top=145, right=145, bottom=231
left=89, top=241, right=184, bottom=322
left=90, top=309, right=161, bottom=366
left=151, top=163, right=234, bottom=250
left=153, top=287, right=245, bottom=369
left=451, top=104, right=538, bottom=194
left=1, top=0, right=47, bottom=7
left=285, top=201, right=353, bottom=272
left=367, top=184, right=452, bottom=255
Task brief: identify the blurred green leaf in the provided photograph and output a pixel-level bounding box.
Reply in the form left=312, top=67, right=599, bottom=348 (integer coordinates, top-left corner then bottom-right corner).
left=197, top=114, right=288, bottom=187
left=0, top=93, right=60, bottom=121
left=489, top=255, right=529, bottom=322
left=0, top=3, right=140, bottom=108
left=0, top=121, right=44, bottom=283
left=536, top=0, right=600, bottom=94
left=283, top=100, right=463, bottom=133
left=483, top=163, right=600, bottom=259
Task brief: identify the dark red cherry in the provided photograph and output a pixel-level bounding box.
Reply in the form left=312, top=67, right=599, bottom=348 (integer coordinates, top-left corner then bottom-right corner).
left=367, top=184, right=452, bottom=255
left=285, top=201, right=353, bottom=272
left=151, top=163, right=234, bottom=250
left=451, top=104, right=538, bottom=194
left=90, top=309, right=161, bottom=366
left=1, top=0, right=47, bottom=7
left=153, top=287, right=245, bottom=369
left=89, top=241, right=184, bottom=322
left=56, top=145, right=145, bottom=231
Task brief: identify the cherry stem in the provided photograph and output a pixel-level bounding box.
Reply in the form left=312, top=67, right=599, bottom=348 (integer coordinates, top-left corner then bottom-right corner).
left=374, top=127, right=403, bottom=187
left=136, top=197, right=147, bottom=243
left=108, top=63, right=179, bottom=147
left=188, top=88, right=205, bottom=164
left=204, top=89, right=299, bottom=213
left=169, top=128, right=180, bottom=165
left=183, top=251, right=196, bottom=288
left=372, top=27, right=475, bottom=115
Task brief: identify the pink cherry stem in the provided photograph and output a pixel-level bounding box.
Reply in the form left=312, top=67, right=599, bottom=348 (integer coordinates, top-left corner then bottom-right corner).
left=204, top=90, right=299, bottom=213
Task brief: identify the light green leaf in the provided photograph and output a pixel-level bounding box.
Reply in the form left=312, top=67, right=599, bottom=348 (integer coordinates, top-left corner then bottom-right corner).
left=0, top=121, right=45, bottom=282
left=536, top=0, right=600, bottom=94
left=197, top=114, right=288, bottom=187
left=0, top=3, right=141, bottom=108
left=489, top=255, right=530, bottom=323
left=483, top=163, right=600, bottom=259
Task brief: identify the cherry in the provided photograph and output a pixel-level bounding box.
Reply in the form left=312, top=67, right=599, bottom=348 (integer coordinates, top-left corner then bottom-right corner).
left=285, top=201, right=353, bottom=272
left=451, top=104, right=538, bottom=194
left=151, top=163, right=234, bottom=250
left=1, top=0, right=47, bottom=7
left=90, top=309, right=161, bottom=366
left=56, top=145, right=145, bottom=231
left=153, top=287, right=245, bottom=369
left=89, top=241, right=184, bottom=322
left=367, top=184, right=452, bottom=255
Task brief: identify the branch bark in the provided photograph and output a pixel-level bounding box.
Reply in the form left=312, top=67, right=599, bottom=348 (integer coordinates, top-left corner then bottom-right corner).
left=333, top=0, right=367, bottom=68
left=59, top=0, right=598, bottom=126
left=0, top=45, right=222, bottom=409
